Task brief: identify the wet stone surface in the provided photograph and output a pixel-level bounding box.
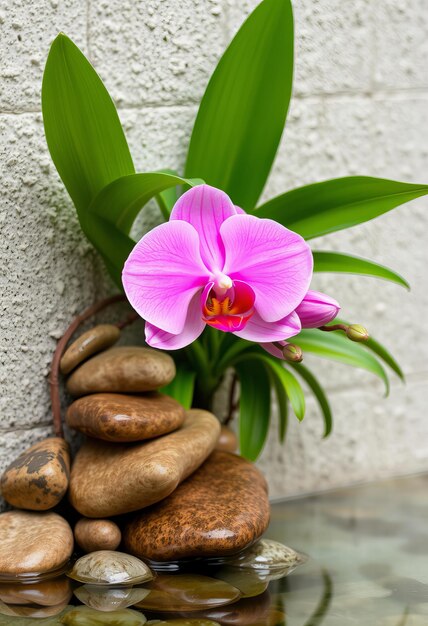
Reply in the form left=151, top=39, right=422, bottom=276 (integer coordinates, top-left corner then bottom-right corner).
left=67, top=551, right=153, bottom=586
left=123, top=451, right=270, bottom=561
left=60, top=324, right=121, bottom=375
left=66, top=392, right=185, bottom=442
left=0, top=511, right=73, bottom=578
left=66, top=346, right=176, bottom=397
left=215, top=426, right=238, bottom=453
left=69, top=410, right=220, bottom=518
left=0, top=438, right=70, bottom=510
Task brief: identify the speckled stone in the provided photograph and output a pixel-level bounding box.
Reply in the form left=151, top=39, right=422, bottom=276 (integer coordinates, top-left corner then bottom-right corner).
left=0, top=577, right=71, bottom=606
left=0, top=437, right=70, bottom=510
left=67, top=551, right=153, bottom=586
left=74, top=585, right=149, bottom=612
left=0, top=511, right=73, bottom=577
left=123, top=451, right=270, bottom=561
left=74, top=519, right=122, bottom=553
left=66, top=392, right=185, bottom=442
left=66, top=346, right=176, bottom=397
left=69, top=410, right=220, bottom=518
left=135, top=574, right=240, bottom=612
left=215, top=426, right=238, bottom=453
left=60, top=324, right=121, bottom=375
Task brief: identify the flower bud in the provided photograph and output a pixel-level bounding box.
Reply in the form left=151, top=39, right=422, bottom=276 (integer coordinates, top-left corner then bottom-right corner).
left=282, top=343, right=303, bottom=362
left=346, top=324, right=369, bottom=342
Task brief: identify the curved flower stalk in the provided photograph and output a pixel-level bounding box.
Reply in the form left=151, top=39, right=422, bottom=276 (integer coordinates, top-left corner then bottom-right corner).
left=123, top=185, right=340, bottom=355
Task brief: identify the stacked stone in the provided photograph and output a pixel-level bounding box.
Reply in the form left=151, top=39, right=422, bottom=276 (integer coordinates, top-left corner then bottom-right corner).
left=0, top=323, right=270, bottom=592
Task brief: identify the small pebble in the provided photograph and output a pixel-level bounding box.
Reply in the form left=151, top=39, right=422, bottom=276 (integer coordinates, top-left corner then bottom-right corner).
left=74, top=519, right=122, bottom=553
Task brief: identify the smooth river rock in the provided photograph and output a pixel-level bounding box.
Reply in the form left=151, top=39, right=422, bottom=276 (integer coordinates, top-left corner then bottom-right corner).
left=66, top=346, right=176, bottom=397
left=0, top=437, right=70, bottom=510
left=74, top=519, right=122, bottom=553
left=62, top=605, right=147, bottom=625
left=66, top=393, right=185, bottom=442
left=0, top=511, right=73, bottom=577
left=228, top=539, right=306, bottom=579
left=60, top=324, right=121, bottom=375
left=123, top=451, right=270, bottom=561
left=67, top=551, right=153, bottom=586
left=0, top=577, right=71, bottom=606
left=74, top=585, right=149, bottom=612
left=135, top=574, right=241, bottom=612
left=69, top=410, right=220, bottom=518
left=215, top=426, right=238, bottom=453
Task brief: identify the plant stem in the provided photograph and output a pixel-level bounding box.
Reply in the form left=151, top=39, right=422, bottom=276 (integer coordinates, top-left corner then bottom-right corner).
left=48, top=294, right=136, bottom=438
left=224, top=372, right=238, bottom=425
left=318, top=324, right=348, bottom=333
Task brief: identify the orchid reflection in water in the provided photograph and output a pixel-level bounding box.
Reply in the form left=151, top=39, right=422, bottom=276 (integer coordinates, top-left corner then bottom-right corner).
left=122, top=184, right=359, bottom=361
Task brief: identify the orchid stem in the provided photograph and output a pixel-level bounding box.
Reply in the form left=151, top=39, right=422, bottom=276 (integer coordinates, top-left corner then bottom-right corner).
left=318, top=324, right=348, bottom=333
left=224, top=373, right=238, bottom=425
left=49, top=294, right=137, bottom=438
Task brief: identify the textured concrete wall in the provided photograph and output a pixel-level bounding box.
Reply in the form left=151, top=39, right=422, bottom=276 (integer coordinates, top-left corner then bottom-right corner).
left=1, top=0, right=428, bottom=501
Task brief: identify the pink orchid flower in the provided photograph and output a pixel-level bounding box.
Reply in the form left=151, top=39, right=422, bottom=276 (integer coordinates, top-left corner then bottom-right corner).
left=122, top=185, right=340, bottom=352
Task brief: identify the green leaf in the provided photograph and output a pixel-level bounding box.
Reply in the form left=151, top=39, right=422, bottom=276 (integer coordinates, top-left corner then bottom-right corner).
left=256, top=176, right=428, bottom=239
left=270, top=372, right=289, bottom=442
left=313, top=251, right=409, bottom=289
left=290, top=363, right=333, bottom=437
left=89, top=172, right=199, bottom=234
left=87, top=215, right=135, bottom=288
left=185, top=0, right=293, bottom=211
left=335, top=318, right=404, bottom=381
left=42, top=34, right=134, bottom=217
left=259, top=356, right=306, bottom=422
left=235, top=359, right=271, bottom=461
left=295, top=329, right=390, bottom=394
left=161, top=367, right=196, bottom=410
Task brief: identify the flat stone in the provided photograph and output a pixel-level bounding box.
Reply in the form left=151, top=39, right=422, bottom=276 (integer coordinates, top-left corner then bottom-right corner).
left=214, top=569, right=268, bottom=599
left=135, top=574, right=240, bottom=612
left=180, top=590, right=273, bottom=625
left=0, top=598, right=70, bottom=619
left=74, top=519, right=122, bottom=553
left=228, top=539, right=306, bottom=579
left=62, top=605, right=147, bottom=625
left=0, top=437, right=70, bottom=510
left=66, top=393, right=185, bottom=442
left=67, top=551, right=153, bottom=586
left=215, top=426, right=238, bottom=453
left=0, top=577, right=71, bottom=606
left=146, top=621, right=220, bottom=626
left=123, top=451, right=270, bottom=561
left=66, top=346, right=176, bottom=397
left=0, top=511, right=73, bottom=578
left=69, top=410, right=220, bottom=518
left=60, top=324, right=121, bottom=375
left=74, top=585, right=149, bottom=612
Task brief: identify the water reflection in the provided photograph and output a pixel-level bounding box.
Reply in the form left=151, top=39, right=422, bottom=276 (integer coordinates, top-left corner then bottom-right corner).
left=0, top=474, right=427, bottom=625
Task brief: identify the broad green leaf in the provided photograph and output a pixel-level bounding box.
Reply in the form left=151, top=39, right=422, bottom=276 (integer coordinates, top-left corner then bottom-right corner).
left=258, top=356, right=305, bottom=421
left=42, top=34, right=134, bottom=216
left=313, top=251, right=409, bottom=289
left=256, top=176, right=428, bottom=239
left=295, top=329, right=390, bottom=394
left=291, top=363, right=333, bottom=437
left=185, top=0, right=293, bottom=211
left=161, top=367, right=196, bottom=409
left=335, top=318, right=404, bottom=381
left=89, top=172, right=199, bottom=234
left=88, top=215, right=135, bottom=288
left=269, top=371, right=289, bottom=442
left=235, top=359, right=271, bottom=461
left=155, top=169, right=180, bottom=220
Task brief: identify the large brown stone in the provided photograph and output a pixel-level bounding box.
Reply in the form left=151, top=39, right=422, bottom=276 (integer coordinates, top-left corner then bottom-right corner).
left=66, top=392, right=185, bottom=442
left=123, top=451, right=270, bottom=561
left=0, top=511, right=73, bottom=577
left=60, top=324, right=120, bottom=375
left=69, top=410, right=220, bottom=517
left=66, top=346, right=176, bottom=397
left=0, top=438, right=70, bottom=511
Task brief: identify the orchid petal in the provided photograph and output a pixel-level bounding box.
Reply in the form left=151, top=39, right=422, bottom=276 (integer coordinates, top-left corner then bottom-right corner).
left=221, top=215, right=313, bottom=322
left=170, top=184, right=239, bottom=272
left=296, top=290, right=340, bottom=328
left=122, top=221, right=209, bottom=334
left=234, top=311, right=301, bottom=342
left=145, top=295, right=205, bottom=350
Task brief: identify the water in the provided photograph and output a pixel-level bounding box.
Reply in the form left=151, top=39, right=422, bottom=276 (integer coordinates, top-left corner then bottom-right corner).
left=1, top=473, right=427, bottom=625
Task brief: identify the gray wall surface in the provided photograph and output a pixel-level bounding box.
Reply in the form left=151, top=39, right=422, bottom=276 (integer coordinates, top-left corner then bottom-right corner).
left=1, top=0, right=428, bottom=501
